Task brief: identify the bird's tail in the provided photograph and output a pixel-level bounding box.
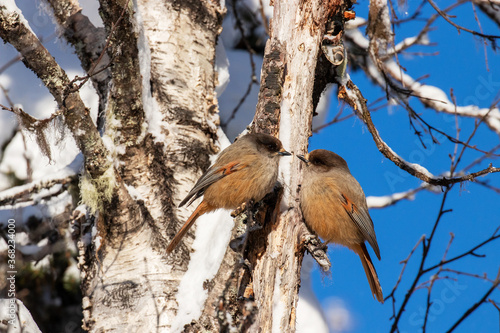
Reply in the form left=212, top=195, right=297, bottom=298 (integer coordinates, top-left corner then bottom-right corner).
left=353, top=243, right=384, bottom=303
left=166, top=201, right=212, bottom=253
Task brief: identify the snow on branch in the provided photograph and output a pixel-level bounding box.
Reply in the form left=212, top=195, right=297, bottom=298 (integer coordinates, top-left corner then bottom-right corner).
left=383, top=61, right=500, bottom=134
left=339, top=6, right=500, bottom=187
left=366, top=184, right=431, bottom=209
left=344, top=9, right=500, bottom=136
left=0, top=175, right=76, bottom=207
left=0, top=5, right=110, bottom=178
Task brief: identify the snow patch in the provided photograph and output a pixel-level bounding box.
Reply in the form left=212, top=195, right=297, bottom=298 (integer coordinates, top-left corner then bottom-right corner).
left=170, top=127, right=232, bottom=332
left=125, top=184, right=143, bottom=201
left=215, top=40, right=230, bottom=96
left=1, top=0, right=35, bottom=34
left=296, top=255, right=329, bottom=333
left=133, top=1, right=165, bottom=143
left=170, top=209, right=235, bottom=332
left=0, top=299, right=41, bottom=333
left=313, top=85, right=333, bottom=128
left=271, top=270, right=284, bottom=333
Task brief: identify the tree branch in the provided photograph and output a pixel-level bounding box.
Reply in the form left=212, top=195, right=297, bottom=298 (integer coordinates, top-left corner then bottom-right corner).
left=422, top=226, right=500, bottom=274
left=0, top=175, right=76, bottom=206
left=427, top=0, right=500, bottom=41
left=44, top=0, right=111, bottom=129
left=0, top=6, right=110, bottom=178
left=389, top=190, right=451, bottom=332
left=341, top=80, right=500, bottom=187
left=445, top=268, right=500, bottom=333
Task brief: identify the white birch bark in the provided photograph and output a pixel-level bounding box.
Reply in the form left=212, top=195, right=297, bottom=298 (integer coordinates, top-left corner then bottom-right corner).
left=76, top=1, right=225, bottom=331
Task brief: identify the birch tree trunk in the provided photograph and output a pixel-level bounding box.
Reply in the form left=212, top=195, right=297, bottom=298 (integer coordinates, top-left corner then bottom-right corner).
left=3, top=1, right=500, bottom=332
left=1, top=0, right=343, bottom=331
left=78, top=1, right=225, bottom=331
left=246, top=1, right=340, bottom=331
left=2, top=0, right=224, bottom=331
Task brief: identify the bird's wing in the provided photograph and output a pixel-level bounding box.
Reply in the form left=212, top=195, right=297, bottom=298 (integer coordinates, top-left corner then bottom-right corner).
left=179, top=161, right=247, bottom=207
left=339, top=193, right=381, bottom=260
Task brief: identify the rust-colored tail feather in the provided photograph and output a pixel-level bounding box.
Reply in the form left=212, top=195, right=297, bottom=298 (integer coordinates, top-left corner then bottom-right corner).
left=166, top=201, right=212, bottom=253
left=353, top=243, right=384, bottom=303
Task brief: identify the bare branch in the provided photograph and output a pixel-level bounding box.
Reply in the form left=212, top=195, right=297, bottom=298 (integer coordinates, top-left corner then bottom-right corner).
left=0, top=175, right=76, bottom=206
left=387, top=234, right=426, bottom=315
left=299, top=223, right=331, bottom=272
left=427, top=0, right=500, bottom=41
left=471, top=2, right=490, bottom=71
left=464, top=143, right=500, bottom=172
left=422, top=227, right=500, bottom=273
left=0, top=6, right=110, bottom=178
left=341, top=80, right=500, bottom=187
left=445, top=268, right=500, bottom=333
left=44, top=0, right=111, bottom=129
left=441, top=268, right=498, bottom=284
left=389, top=189, right=451, bottom=332
left=221, top=0, right=259, bottom=130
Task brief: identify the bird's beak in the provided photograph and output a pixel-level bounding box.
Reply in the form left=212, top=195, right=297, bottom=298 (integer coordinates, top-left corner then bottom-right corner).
left=278, top=148, right=292, bottom=156
left=297, top=154, right=309, bottom=164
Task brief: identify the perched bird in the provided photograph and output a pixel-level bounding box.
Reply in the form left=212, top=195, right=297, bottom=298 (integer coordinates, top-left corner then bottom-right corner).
left=298, top=149, right=383, bottom=303
left=166, top=133, right=291, bottom=253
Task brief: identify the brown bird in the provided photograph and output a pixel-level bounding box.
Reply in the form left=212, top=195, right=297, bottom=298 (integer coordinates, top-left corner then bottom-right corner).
left=166, top=133, right=291, bottom=253
left=298, top=149, right=383, bottom=303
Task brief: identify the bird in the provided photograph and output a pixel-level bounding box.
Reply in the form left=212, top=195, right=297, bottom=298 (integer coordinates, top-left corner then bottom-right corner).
left=166, top=133, right=291, bottom=253
left=298, top=149, right=383, bottom=303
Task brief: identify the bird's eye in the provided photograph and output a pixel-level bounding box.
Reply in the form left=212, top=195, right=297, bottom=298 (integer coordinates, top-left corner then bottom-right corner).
left=312, top=158, right=324, bottom=166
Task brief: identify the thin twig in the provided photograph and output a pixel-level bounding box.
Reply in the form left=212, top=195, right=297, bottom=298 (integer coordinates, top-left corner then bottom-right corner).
left=387, top=235, right=425, bottom=317
left=422, top=226, right=500, bottom=274
left=258, top=0, right=269, bottom=36
left=343, top=80, right=500, bottom=187
left=445, top=268, right=500, bottom=333
left=441, top=268, right=497, bottom=284
left=471, top=2, right=490, bottom=71
left=427, top=0, right=500, bottom=40
left=221, top=0, right=258, bottom=130
left=390, top=190, right=451, bottom=332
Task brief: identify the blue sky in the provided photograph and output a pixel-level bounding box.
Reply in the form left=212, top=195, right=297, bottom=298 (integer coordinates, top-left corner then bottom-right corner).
left=1, top=1, right=498, bottom=332
left=308, top=3, right=500, bottom=332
